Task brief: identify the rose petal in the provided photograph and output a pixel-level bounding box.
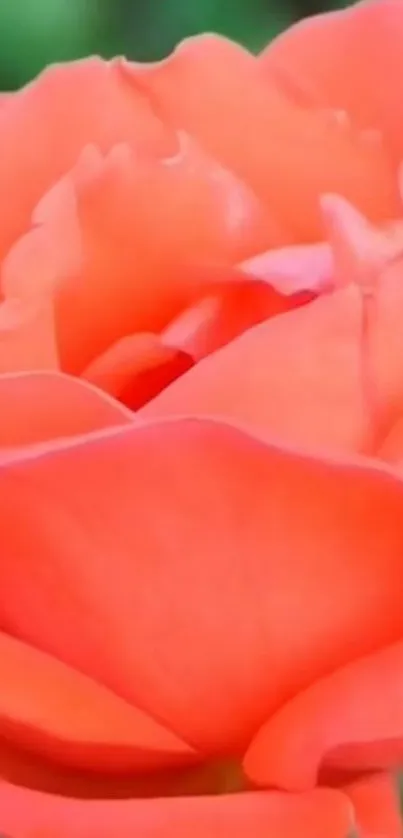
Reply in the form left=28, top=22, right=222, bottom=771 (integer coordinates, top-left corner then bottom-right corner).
left=143, top=286, right=370, bottom=454
left=0, top=371, right=132, bottom=448
left=244, top=639, right=403, bottom=790
left=150, top=131, right=275, bottom=260
left=82, top=332, right=193, bottom=409
left=0, top=784, right=354, bottom=838
left=0, top=57, right=174, bottom=262
left=321, top=193, right=403, bottom=289
left=317, top=198, right=403, bottom=453
left=260, top=0, right=403, bottom=165
left=0, top=630, right=194, bottom=774
left=162, top=277, right=308, bottom=362
left=0, top=297, right=58, bottom=373
left=144, top=217, right=403, bottom=457
left=20, top=135, right=272, bottom=375
left=125, top=35, right=398, bottom=241
left=0, top=419, right=403, bottom=754
left=343, top=773, right=402, bottom=838
left=377, top=415, right=403, bottom=464
left=240, top=242, right=333, bottom=296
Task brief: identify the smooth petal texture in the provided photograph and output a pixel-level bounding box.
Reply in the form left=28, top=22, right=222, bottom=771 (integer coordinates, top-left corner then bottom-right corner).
left=144, top=232, right=403, bottom=457
left=1, top=419, right=403, bottom=753
left=0, top=372, right=132, bottom=448
left=0, top=147, right=85, bottom=373
left=125, top=35, right=399, bottom=242
left=244, top=640, right=403, bottom=791
left=0, top=57, right=175, bottom=262
left=343, top=773, right=402, bottom=838
left=22, top=135, right=271, bottom=375
left=0, top=297, right=58, bottom=373
left=143, top=286, right=370, bottom=454
left=0, top=785, right=354, bottom=838
left=148, top=131, right=275, bottom=259
left=368, top=260, right=403, bottom=442
left=321, top=193, right=403, bottom=290
left=377, top=415, right=403, bottom=464
left=260, top=0, right=403, bottom=165
left=162, top=276, right=309, bottom=362
left=82, top=332, right=193, bottom=409
left=240, top=241, right=334, bottom=295
left=317, top=198, right=403, bottom=457
left=0, top=630, right=194, bottom=774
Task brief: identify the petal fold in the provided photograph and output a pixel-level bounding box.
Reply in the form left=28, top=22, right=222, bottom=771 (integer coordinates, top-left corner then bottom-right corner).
left=244, top=639, right=403, bottom=790
left=82, top=332, right=193, bottom=409
left=21, top=137, right=271, bottom=375
left=343, top=773, right=402, bottom=838
left=144, top=224, right=403, bottom=458
left=162, top=274, right=307, bottom=362
left=143, top=286, right=370, bottom=454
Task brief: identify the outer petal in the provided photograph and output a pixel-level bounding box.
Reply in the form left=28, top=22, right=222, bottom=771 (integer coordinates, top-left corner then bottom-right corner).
left=20, top=136, right=272, bottom=375
left=0, top=785, right=354, bottom=838
left=0, top=371, right=132, bottom=448
left=0, top=630, right=194, bottom=774
left=125, top=35, right=398, bottom=241
left=0, top=57, right=175, bottom=261
left=1, top=419, right=403, bottom=753
left=260, top=0, right=403, bottom=164
left=244, top=639, right=403, bottom=790
left=343, top=773, right=402, bottom=838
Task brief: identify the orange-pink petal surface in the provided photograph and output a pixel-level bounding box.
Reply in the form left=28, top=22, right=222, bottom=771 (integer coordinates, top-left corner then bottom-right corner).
left=240, top=241, right=333, bottom=295
left=162, top=275, right=308, bottom=362
left=144, top=198, right=403, bottom=458
left=244, top=639, right=403, bottom=790
left=0, top=371, right=132, bottom=448
left=0, top=784, right=354, bottom=838
left=0, top=9, right=403, bottom=833
left=0, top=630, right=194, bottom=773
left=143, top=286, right=370, bottom=453
left=82, top=332, right=193, bottom=409
left=0, top=57, right=175, bottom=263
left=0, top=419, right=403, bottom=755
left=260, top=0, right=403, bottom=165
left=0, top=296, right=58, bottom=373
left=126, top=34, right=398, bottom=241
left=343, top=773, right=402, bottom=838
left=13, top=135, right=271, bottom=376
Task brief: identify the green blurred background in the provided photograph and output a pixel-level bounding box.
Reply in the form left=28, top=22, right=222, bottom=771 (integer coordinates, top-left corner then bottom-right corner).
left=0, top=0, right=351, bottom=90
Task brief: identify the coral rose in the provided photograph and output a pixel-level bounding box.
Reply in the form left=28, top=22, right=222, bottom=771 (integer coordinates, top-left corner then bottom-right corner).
left=1, top=0, right=403, bottom=835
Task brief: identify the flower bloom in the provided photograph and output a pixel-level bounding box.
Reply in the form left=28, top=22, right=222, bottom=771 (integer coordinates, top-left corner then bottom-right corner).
left=1, top=0, right=403, bottom=835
